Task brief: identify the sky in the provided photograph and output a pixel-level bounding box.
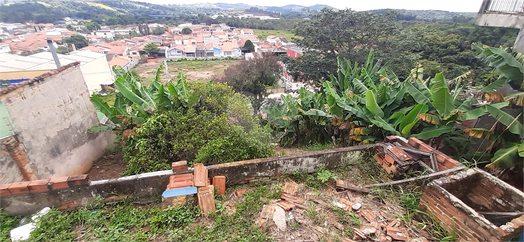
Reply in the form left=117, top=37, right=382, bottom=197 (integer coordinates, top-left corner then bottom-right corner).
left=140, top=0, right=484, bottom=12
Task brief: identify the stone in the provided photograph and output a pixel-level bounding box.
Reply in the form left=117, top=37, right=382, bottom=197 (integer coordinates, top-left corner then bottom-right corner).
left=332, top=201, right=347, bottom=209
left=10, top=223, right=36, bottom=241
left=351, top=203, right=362, bottom=211
left=273, top=206, right=287, bottom=231
left=162, top=195, right=186, bottom=207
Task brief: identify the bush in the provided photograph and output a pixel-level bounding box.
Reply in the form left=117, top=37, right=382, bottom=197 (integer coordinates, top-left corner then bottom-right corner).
left=122, top=107, right=274, bottom=175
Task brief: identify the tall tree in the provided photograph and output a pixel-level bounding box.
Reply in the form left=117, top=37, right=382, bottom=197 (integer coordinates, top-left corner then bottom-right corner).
left=181, top=27, right=192, bottom=35
left=143, top=43, right=160, bottom=55
left=216, top=55, right=282, bottom=113
left=243, top=40, right=255, bottom=53
left=284, top=8, right=400, bottom=82
left=63, top=34, right=89, bottom=49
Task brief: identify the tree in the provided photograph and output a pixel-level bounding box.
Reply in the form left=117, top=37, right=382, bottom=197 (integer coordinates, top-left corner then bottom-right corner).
left=143, top=43, right=159, bottom=55
left=216, top=55, right=282, bottom=113
left=243, top=40, right=255, bottom=52
left=181, top=27, right=192, bottom=35
left=56, top=46, right=70, bottom=54
left=284, top=8, right=401, bottom=82
left=152, top=27, right=167, bottom=35
left=83, top=21, right=101, bottom=31
left=63, top=34, right=88, bottom=49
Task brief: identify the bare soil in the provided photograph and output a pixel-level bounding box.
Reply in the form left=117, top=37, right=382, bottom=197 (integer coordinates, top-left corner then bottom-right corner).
left=87, top=151, right=126, bottom=180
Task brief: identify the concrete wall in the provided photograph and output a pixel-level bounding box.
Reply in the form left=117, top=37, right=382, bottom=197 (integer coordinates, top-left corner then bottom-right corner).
left=475, top=13, right=524, bottom=29
left=80, top=56, right=114, bottom=94
left=1, top=144, right=375, bottom=216
left=0, top=63, right=109, bottom=182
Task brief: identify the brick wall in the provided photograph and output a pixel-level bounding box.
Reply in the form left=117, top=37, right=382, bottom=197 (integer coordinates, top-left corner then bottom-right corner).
left=419, top=168, right=524, bottom=241
left=0, top=63, right=109, bottom=183
left=0, top=144, right=374, bottom=216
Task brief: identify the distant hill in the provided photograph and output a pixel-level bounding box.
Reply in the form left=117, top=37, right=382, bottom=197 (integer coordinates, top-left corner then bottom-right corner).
left=371, top=9, right=477, bottom=20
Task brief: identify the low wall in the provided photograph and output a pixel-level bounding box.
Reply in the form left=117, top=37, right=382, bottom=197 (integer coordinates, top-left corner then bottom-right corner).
left=0, top=144, right=375, bottom=216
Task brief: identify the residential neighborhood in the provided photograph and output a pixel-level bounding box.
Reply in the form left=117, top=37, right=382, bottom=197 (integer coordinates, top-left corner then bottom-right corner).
left=0, top=20, right=304, bottom=92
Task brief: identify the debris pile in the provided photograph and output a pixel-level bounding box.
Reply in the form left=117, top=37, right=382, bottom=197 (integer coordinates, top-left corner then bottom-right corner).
left=251, top=180, right=429, bottom=241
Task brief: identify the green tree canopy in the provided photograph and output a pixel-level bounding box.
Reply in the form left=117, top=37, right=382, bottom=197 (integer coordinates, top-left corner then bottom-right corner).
left=63, top=34, right=89, bottom=49
left=143, top=43, right=160, bottom=54
left=216, top=55, right=282, bottom=113
left=181, top=27, right=192, bottom=35
left=243, top=40, right=255, bottom=52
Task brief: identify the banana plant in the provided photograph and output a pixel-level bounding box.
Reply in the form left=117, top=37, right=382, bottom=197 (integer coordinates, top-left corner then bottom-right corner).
left=89, top=65, right=196, bottom=135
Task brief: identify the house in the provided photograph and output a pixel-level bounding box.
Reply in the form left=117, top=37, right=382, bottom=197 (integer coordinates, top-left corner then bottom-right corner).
left=286, top=46, right=304, bottom=58
left=222, top=42, right=241, bottom=57
left=241, top=29, right=254, bottom=35
left=212, top=43, right=222, bottom=56
left=204, top=36, right=220, bottom=45
left=185, top=45, right=196, bottom=57
left=0, top=63, right=111, bottom=183
left=267, top=35, right=278, bottom=44
left=108, top=56, right=137, bottom=71
left=93, top=30, right=114, bottom=40
left=165, top=45, right=186, bottom=58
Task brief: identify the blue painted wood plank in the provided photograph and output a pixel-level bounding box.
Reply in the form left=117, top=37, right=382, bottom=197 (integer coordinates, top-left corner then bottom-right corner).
left=162, top=187, right=197, bottom=198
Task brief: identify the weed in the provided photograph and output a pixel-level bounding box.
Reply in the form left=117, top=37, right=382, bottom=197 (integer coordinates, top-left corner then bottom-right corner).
left=0, top=210, right=21, bottom=242
left=316, top=169, right=338, bottom=183
left=290, top=170, right=309, bottom=183
left=330, top=207, right=361, bottom=227
left=303, top=143, right=332, bottom=151
left=269, top=183, right=283, bottom=199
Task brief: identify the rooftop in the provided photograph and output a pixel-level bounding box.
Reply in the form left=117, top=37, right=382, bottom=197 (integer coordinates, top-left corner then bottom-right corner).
left=0, top=51, right=106, bottom=72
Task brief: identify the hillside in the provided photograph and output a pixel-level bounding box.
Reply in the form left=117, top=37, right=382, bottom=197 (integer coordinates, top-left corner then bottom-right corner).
left=371, top=9, right=477, bottom=21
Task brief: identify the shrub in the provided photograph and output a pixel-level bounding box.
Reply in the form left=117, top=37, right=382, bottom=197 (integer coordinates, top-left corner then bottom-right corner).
left=122, top=108, right=274, bottom=175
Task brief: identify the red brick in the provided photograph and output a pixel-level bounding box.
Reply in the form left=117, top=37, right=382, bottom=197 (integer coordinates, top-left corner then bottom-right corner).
left=48, top=176, right=69, bottom=190
left=0, top=183, right=11, bottom=197
left=28, top=179, right=50, bottom=192
left=212, top=176, right=226, bottom=195
left=384, top=154, right=395, bottom=165
left=8, top=181, right=30, bottom=195
left=408, top=137, right=434, bottom=151
left=197, top=185, right=216, bottom=215
left=387, top=146, right=412, bottom=161
left=281, top=193, right=304, bottom=204
left=67, top=174, right=89, bottom=186
left=193, top=163, right=208, bottom=187
left=171, top=160, right=188, bottom=172
left=373, top=154, right=385, bottom=166
left=167, top=174, right=193, bottom=189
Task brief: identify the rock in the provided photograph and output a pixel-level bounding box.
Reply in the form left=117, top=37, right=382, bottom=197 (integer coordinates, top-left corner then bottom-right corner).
left=332, top=201, right=347, bottom=209
left=273, top=206, right=287, bottom=231
left=351, top=203, right=362, bottom=211
left=361, top=226, right=377, bottom=235
left=10, top=223, right=36, bottom=242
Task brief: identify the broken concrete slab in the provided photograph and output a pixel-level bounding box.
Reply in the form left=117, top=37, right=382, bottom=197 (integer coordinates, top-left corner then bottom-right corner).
left=273, top=206, right=287, bottom=231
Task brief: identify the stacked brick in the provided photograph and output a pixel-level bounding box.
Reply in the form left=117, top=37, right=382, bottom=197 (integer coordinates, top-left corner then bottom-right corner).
left=163, top=161, right=227, bottom=215
left=0, top=175, right=89, bottom=197
left=374, top=136, right=463, bottom=175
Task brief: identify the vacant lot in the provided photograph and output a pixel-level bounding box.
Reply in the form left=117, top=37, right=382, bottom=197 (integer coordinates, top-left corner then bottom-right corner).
left=133, top=59, right=240, bottom=84
left=253, top=29, right=302, bottom=41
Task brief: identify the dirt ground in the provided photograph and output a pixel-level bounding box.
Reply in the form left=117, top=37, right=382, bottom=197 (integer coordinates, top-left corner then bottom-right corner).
left=87, top=151, right=126, bottom=180
left=132, top=59, right=239, bottom=84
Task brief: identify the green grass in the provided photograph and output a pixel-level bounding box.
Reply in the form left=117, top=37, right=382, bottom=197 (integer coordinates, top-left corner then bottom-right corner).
left=1, top=186, right=274, bottom=242
left=253, top=29, right=302, bottom=41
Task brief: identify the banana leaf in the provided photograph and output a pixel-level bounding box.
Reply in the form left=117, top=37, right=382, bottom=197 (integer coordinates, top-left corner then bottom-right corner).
left=487, top=142, right=522, bottom=169
left=412, top=125, right=453, bottom=140
left=486, top=105, right=523, bottom=137
left=431, top=73, right=455, bottom=119
left=365, top=90, right=384, bottom=118
left=399, top=103, right=428, bottom=133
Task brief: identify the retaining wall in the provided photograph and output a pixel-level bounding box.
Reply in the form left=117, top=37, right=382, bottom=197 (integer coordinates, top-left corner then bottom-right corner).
left=0, top=144, right=375, bottom=216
